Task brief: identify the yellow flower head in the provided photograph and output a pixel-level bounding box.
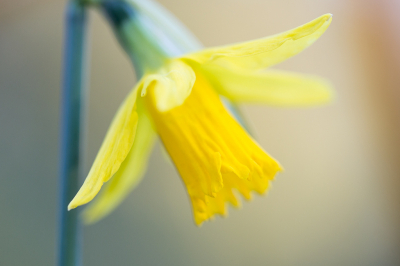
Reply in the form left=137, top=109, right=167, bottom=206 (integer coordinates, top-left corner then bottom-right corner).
left=68, top=13, right=333, bottom=226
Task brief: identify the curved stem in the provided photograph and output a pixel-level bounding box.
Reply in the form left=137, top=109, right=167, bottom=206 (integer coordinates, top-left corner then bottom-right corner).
left=58, top=1, right=89, bottom=265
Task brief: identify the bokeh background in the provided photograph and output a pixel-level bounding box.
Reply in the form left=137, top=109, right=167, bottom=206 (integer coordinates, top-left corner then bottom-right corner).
left=1, top=0, right=400, bottom=265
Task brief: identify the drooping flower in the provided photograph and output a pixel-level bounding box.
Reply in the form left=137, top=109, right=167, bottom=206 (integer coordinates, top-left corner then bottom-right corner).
left=68, top=1, right=333, bottom=225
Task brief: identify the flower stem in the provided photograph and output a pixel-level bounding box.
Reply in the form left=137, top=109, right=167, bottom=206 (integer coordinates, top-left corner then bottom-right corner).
left=58, top=1, right=89, bottom=265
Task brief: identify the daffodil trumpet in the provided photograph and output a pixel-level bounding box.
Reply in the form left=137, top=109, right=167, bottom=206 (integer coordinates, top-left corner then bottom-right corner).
left=69, top=0, right=333, bottom=226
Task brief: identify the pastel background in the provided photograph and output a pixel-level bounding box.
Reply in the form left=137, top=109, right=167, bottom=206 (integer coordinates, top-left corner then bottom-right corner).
left=1, top=0, right=399, bottom=265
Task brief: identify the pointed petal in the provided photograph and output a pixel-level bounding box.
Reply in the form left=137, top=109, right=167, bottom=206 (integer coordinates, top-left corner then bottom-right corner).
left=68, top=85, right=140, bottom=210
left=141, top=60, right=195, bottom=112
left=185, top=14, right=332, bottom=70
left=204, top=67, right=334, bottom=106
left=83, top=104, right=156, bottom=224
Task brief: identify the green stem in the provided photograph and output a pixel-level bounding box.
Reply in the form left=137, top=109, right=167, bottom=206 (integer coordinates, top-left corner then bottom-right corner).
left=58, top=1, right=89, bottom=265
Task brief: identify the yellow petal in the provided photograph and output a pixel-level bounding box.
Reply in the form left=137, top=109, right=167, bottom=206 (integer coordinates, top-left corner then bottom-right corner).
left=141, top=59, right=195, bottom=112
left=68, top=85, right=140, bottom=210
left=185, top=14, right=332, bottom=70
left=203, top=66, right=334, bottom=106
left=82, top=103, right=156, bottom=224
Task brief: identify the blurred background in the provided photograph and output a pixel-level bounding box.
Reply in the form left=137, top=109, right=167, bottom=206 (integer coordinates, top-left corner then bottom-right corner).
left=1, top=0, right=400, bottom=265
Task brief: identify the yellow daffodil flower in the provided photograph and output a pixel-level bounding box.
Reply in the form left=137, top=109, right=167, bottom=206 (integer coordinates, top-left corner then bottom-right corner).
left=68, top=13, right=333, bottom=226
